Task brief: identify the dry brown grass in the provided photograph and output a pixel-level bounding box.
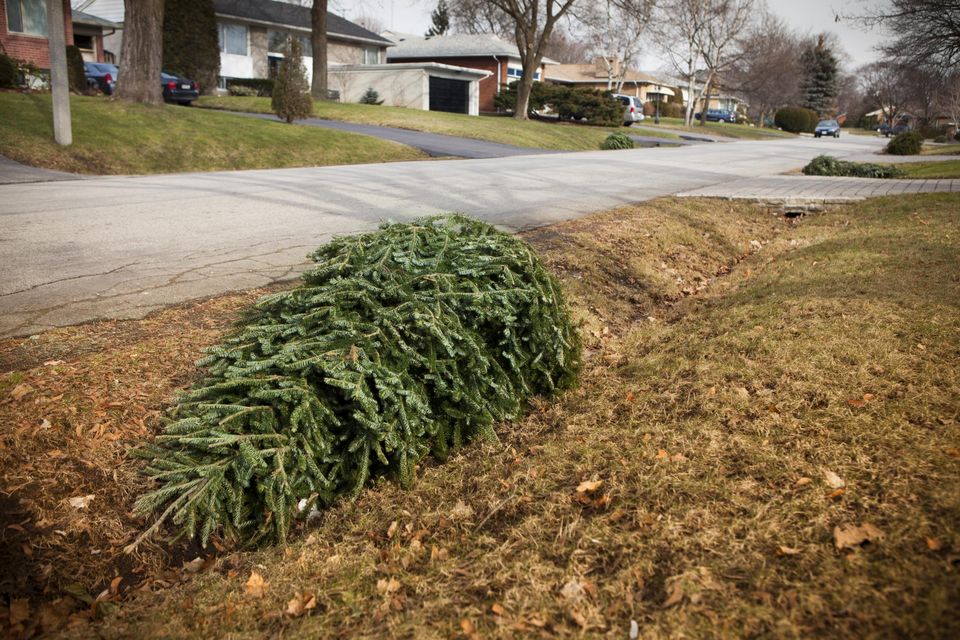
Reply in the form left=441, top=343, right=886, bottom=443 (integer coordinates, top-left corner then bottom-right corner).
left=2, top=195, right=958, bottom=638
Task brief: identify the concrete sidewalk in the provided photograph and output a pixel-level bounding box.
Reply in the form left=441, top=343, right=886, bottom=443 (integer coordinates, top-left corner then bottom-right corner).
left=676, top=175, right=960, bottom=201
left=0, top=155, right=80, bottom=185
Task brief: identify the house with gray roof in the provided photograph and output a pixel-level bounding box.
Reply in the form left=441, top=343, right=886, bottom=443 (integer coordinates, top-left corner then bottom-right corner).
left=383, top=32, right=555, bottom=113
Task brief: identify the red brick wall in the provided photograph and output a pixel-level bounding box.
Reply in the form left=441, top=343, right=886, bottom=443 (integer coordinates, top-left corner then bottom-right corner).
left=390, top=56, right=506, bottom=112
left=0, top=0, right=74, bottom=70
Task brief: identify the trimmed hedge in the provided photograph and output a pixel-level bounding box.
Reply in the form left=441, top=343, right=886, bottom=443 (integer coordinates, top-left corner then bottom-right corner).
left=227, top=77, right=275, bottom=97
left=886, top=131, right=924, bottom=155
left=802, top=155, right=904, bottom=178
left=775, top=106, right=818, bottom=133
left=130, top=215, right=582, bottom=548
left=600, top=131, right=635, bottom=150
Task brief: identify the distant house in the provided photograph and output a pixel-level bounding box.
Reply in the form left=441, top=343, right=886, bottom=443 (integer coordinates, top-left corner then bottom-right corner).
left=212, top=0, right=393, bottom=89
left=1, top=0, right=118, bottom=70
left=546, top=59, right=676, bottom=104
left=383, top=32, right=553, bottom=113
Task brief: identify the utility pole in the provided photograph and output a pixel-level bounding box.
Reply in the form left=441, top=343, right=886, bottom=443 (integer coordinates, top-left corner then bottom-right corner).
left=46, top=0, right=72, bottom=146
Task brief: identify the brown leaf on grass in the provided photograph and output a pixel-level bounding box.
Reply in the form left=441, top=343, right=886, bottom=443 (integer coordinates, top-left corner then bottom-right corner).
left=68, top=495, right=95, bottom=509
left=460, top=617, right=479, bottom=639
left=491, top=602, right=505, bottom=616
left=827, top=488, right=846, bottom=499
left=625, top=391, right=635, bottom=403
left=662, top=582, right=684, bottom=608
left=386, top=520, right=398, bottom=539
left=568, top=609, right=588, bottom=628
left=707, top=386, right=716, bottom=397
left=926, top=537, right=943, bottom=551
left=9, top=384, right=33, bottom=401
left=777, top=545, right=801, bottom=556
left=10, top=598, right=30, bottom=626
left=834, top=523, right=884, bottom=550
left=794, top=477, right=813, bottom=487
left=376, top=577, right=401, bottom=595
left=450, top=501, right=474, bottom=521
left=286, top=592, right=316, bottom=617
left=734, top=386, right=750, bottom=400
left=245, top=571, right=267, bottom=598
left=109, top=576, right=123, bottom=595
left=823, top=470, right=845, bottom=489
left=576, top=480, right=604, bottom=494
left=945, top=447, right=960, bottom=459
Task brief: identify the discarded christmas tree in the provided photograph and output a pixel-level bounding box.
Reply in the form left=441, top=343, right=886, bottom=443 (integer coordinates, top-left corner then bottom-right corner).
left=129, top=215, right=581, bottom=550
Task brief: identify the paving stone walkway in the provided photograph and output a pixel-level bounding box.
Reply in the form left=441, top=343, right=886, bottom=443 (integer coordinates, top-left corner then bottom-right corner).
left=676, top=175, right=960, bottom=201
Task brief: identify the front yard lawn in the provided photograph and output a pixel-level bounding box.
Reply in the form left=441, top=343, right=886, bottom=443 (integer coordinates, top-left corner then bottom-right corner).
left=197, top=96, right=660, bottom=150
left=922, top=143, right=960, bottom=156
left=635, top=115, right=797, bottom=140
left=897, top=159, right=960, bottom=178
left=0, top=92, right=424, bottom=175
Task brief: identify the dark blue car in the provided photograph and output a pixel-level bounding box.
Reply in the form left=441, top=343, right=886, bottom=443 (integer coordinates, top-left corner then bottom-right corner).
left=814, top=120, right=841, bottom=138
left=84, top=62, right=118, bottom=95
left=161, top=72, right=200, bottom=105
left=694, top=109, right=737, bottom=123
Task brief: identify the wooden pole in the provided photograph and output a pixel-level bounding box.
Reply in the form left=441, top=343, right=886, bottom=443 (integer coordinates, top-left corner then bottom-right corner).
left=46, top=0, right=72, bottom=146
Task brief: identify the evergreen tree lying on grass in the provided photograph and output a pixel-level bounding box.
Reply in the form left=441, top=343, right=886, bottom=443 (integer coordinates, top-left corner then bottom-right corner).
left=129, top=215, right=581, bottom=550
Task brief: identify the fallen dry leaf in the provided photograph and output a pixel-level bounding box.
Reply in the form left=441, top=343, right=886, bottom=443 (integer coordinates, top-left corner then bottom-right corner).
left=450, top=501, right=474, bottom=520
left=460, top=617, right=479, bottom=639
left=491, top=602, right=505, bottom=616
left=9, top=384, right=33, bottom=401
left=707, top=386, right=717, bottom=396
left=376, top=577, right=401, bottom=595
left=386, top=520, right=398, bottom=539
left=827, top=488, right=846, bottom=500
left=834, top=523, right=884, bottom=550
left=795, top=477, right=813, bottom=487
left=734, top=386, right=750, bottom=400
left=662, top=582, right=684, bottom=608
left=777, top=545, right=801, bottom=556
left=68, top=495, right=95, bottom=510
left=245, top=571, right=267, bottom=598
left=823, top=470, right=845, bottom=490
left=926, top=537, right=943, bottom=551
left=109, top=576, right=123, bottom=595
left=286, top=592, right=316, bottom=617
left=576, top=479, right=604, bottom=494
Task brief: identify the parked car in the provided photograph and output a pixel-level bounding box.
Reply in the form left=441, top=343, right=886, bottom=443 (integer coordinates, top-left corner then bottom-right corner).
left=612, top=94, right=645, bottom=126
left=878, top=122, right=911, bottom=137
left=694, top=109, right=737, bottom=123
left=162, top=72, right=199, bottom=105
left=814, top=119, right=841, bottom=138
left=84, top=62, right=118, bottom=95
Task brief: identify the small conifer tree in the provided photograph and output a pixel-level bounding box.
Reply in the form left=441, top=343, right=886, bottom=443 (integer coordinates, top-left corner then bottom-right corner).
left=271, top=38, right=313, bottom=123
left=426, top=0, right=450, bottom=36
left=359, top=87, right=383, bottom=105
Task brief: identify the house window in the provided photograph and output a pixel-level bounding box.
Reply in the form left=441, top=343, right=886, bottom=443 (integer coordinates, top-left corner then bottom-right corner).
left=6, top=0, right=48, bottom=36
left=364, top=47, right=379, bottom=65
left=267, top=30, right=311, bottom=57
left=506, top=67, right=540, bottom=81
left=218, top=22, right=247, bottom=56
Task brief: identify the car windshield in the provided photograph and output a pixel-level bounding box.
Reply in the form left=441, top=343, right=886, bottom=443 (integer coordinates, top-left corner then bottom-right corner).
left=817, top=120, right=838, bottom=127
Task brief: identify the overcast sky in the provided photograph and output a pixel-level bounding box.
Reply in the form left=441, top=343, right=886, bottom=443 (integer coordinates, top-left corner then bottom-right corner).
left=334, top=0, right=890, bottom=71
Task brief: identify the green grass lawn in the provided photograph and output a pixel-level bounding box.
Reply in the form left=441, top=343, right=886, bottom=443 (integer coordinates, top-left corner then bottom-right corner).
left=636, top=115, right=796, bottom=140
left=0, top=92, right=424, bottom=174
left=197, top=96, right=663, bottom=150
left=897, top=159, right=960, bottom=178
left=922, top=143, right=960, bottom=155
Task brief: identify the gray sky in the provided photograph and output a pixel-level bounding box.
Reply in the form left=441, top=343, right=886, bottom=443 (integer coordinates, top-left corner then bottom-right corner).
left=336, top=0, right=890, bottom=70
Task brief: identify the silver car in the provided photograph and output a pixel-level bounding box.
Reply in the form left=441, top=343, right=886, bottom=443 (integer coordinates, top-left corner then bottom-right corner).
left=613, top=94, right=645, bottom=126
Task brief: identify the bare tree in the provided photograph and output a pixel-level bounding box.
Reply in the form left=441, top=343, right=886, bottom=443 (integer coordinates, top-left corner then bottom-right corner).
left=577, top=0, right=654, bottom=92
left=693, top=0, right=753, bottom=125
left=485, top=0, right=580, bottom=120
left=728, top=11, right=801, bottom=126
left=654, top=0, right=710, bottom=125
left=353, top=12, right=387, bottom=34
left=542, top=27, right=591, bottom=63
left=449, top=0, right=513, bottom=37
left=311, top=0, right=328, bottom=100
left=849, top=0, right=960, bottom=73
left=117, top=0, right=165, bottom=105
left=859, top=61, right=914, bottom=126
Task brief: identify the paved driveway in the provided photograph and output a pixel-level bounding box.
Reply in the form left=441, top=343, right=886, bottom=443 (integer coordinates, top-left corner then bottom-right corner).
left=1, top=134, right=954, bottom=338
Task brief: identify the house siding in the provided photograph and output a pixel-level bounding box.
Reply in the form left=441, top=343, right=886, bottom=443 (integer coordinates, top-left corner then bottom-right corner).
left=0, top=0, right=74, bottom=69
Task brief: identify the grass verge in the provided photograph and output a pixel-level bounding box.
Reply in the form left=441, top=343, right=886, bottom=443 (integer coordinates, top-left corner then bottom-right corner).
left=635, top=116, right=796, bottom=140
left=0, top=92, right=424, bottom=175
left=922, top=143, right=960, bottom=156
left=1, top=195, right=958, bottom=638
left=896, top=159, right=960, bottom=179
left=197, top=96, right=656, bottom=150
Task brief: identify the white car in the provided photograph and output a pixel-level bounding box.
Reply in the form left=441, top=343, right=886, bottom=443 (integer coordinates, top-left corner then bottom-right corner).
left=613, top=94, right=645, bottom=126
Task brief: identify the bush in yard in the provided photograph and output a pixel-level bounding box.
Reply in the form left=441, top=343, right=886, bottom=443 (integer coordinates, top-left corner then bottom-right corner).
left=227, top=78, right=274, bottom=96
left=228, top=84, right=258, bottom=97
left=642, top=101, right=656, bottom=117
left=129, top=215, right=582, bottom=548
left=600, top=131, right=635, bottom=150
left=886, top=131, right=924, bottom=155
left=554, top=86, right=623, bottom=127
left=271, top=38, right=312, bottom=123
left=493, top=80, right=555, bottom=113
left=934, top=135, right=947, bottom=143
left=802, top=154, right=905, bottom=178
left=774, top=106, right=818, bottom=133
left=359, top=87, right=383, bottom=105
left=65, top=45, right=86, bottom=93
left=658, top=101, right=683, bottom=119
left=0, top=45, right=19, bottom=89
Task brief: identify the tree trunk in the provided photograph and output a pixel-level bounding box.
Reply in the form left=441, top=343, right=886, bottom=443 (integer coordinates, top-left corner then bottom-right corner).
left=117, top=0, right=164, bottom=105
left=311, top=0, right=328, bottom=100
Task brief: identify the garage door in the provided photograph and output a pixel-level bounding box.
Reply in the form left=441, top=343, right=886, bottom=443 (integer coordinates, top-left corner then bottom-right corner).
left=429, top=76, right=469, bottom=114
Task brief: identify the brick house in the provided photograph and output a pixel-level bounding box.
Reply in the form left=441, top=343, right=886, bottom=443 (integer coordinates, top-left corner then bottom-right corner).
left=546, top=59, right=676, bottom=104
left=383, top=32, right=553, bottom=113
left=1, top=0, right=73, bottom=69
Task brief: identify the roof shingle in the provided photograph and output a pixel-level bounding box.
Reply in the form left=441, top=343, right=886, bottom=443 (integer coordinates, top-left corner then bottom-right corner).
left=212, top=0, right=391, bottom=45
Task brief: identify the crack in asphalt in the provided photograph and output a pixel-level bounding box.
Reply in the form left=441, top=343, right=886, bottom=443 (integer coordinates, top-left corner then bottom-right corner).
left=0, top=261, right=140, bottom=298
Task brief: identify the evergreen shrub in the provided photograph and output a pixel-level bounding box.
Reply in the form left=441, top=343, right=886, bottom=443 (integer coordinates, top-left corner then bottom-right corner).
left=227, top=78, right=275, bottom=96
left=0, top=46, right=19, bottom=88
left=600, top=131, right=635, bottom=150
left=359, top=87, right=383, bottom=105
left=271, top=38, right=312, bottom=123
left=65, top=45, right=86, bottom=93
left=775, top=106, right=818, bottom=133
left=131, top=215, right=582, bottom=549
left=886, top=131, right=924, bottom=155
left=802, top=154, right=904, bottom=178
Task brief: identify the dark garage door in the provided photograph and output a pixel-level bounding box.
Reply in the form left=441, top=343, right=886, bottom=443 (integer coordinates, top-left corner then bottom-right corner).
left=429, top=76, right=469, bottom=114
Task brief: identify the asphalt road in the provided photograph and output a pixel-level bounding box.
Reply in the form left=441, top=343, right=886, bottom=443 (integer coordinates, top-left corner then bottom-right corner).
left=0, top=134, right=920, bottom=337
